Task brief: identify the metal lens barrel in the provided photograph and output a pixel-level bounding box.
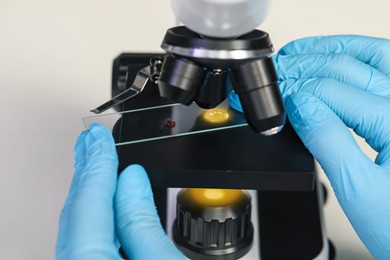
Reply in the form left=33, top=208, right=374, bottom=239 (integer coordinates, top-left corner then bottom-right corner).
left=158, top=55, right=207, bottom=105
left=229, top=58, right=286, bottom=135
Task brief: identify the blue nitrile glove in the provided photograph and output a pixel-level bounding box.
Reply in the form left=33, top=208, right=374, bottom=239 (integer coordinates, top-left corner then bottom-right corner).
left=229, top=35, right=390, bottom=259
left=56, top=123, right=184, bottom=260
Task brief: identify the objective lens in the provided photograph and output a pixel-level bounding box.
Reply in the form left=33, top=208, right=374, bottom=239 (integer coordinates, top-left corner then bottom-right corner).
left=229, top=57, right=286, bottom=134
left=159, top=55, right=207, bottom=105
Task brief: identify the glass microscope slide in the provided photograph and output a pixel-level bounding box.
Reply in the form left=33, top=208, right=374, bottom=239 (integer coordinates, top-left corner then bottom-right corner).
left=83, top=101, right=248, bottom=146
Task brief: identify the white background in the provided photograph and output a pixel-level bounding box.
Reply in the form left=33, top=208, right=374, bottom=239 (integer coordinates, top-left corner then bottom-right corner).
left=0, top=0, right=388, bottom=259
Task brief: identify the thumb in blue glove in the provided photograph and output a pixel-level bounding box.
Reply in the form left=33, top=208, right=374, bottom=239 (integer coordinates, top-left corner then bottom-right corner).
left=56, top=124, right=185, bottom=260
left=115, top=164, right=185, bottom=260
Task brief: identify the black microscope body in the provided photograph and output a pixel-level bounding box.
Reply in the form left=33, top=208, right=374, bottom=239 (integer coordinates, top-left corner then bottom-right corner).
left=105, top=27, right=335, bottom=259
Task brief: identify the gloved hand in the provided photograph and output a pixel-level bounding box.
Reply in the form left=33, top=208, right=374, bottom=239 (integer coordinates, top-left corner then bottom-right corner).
left=56, top=123, right=184, bottom=260
left=230, top=35, right=390, bottom=259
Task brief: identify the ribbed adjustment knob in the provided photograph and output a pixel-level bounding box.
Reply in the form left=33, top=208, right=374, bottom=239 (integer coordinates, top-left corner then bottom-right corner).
left=173, top=189, right=253, bottom=260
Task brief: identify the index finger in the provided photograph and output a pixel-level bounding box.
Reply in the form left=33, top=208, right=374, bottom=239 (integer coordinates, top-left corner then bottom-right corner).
left=279, top=35, right=390, bottom=76
left=57, top=124, right=119, bottom=257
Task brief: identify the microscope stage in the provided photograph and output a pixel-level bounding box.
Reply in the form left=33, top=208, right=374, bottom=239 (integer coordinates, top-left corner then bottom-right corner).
left=113, top=53, right=315, bottom=192
left=116, top=119, right=315, bottom=191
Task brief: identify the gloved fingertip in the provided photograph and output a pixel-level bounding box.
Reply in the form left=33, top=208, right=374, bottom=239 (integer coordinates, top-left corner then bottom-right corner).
left=271, top=55, right=283, bottom=80
left=89, top=123, right=113, bottom=139
left=78, top=129, right=89, bottom=139
left=277, top=48, right=287, bottom=55
left=278, top=36, right=320, bottom=55
left=278, top=79, right=307, bottom=103
left=89, top=122, right=104, bottom=130
left=76, top=124, right=117, bottom=167
left=271, top=54, right=279, bottom=63
left=117, top=164, right=153, bottom=198
left=74, top=131, right=88, bottom=152
left=123, top=164, right=147, bottom=174
left=85, top=123, right=116, bottom=149
left=120, top=164, right=149, bottom=183
left=278, top=41, right=298, bottom=55
left=287, top=92, right=323, bottom=119
left=227, top=91, right=243, bottom=113
left=286, top=93, right=331, bottom=136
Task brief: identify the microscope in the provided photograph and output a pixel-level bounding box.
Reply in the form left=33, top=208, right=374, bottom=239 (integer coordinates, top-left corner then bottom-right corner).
left=91, top=0, right=336, bottom=259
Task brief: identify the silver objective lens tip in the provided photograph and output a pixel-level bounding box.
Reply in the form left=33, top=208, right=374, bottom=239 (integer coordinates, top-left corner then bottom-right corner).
left=260, top=125, right=284, bottom=136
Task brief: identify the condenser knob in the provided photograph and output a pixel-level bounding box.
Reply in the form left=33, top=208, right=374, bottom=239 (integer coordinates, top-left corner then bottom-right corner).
left=173, top=189, right=253, bottom=260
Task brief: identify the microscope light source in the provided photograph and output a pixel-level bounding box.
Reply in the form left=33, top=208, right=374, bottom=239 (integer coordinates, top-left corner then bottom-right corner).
left=202, top=108, right=230, bottom=124
left=186, top=188, right=245, bottom=207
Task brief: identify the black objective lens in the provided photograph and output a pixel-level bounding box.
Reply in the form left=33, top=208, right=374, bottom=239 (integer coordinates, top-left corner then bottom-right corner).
left=195, top=70, right=230, bottom=109
left=229, top=58, right=286, bottom=135
left=159, top=55, right=207, bottom=105
left=160, top=27, right=285, bottom=134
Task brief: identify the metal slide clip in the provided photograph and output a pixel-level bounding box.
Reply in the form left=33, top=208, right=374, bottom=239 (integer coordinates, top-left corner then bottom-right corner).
left=90, top=58, right=163, bottom=114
